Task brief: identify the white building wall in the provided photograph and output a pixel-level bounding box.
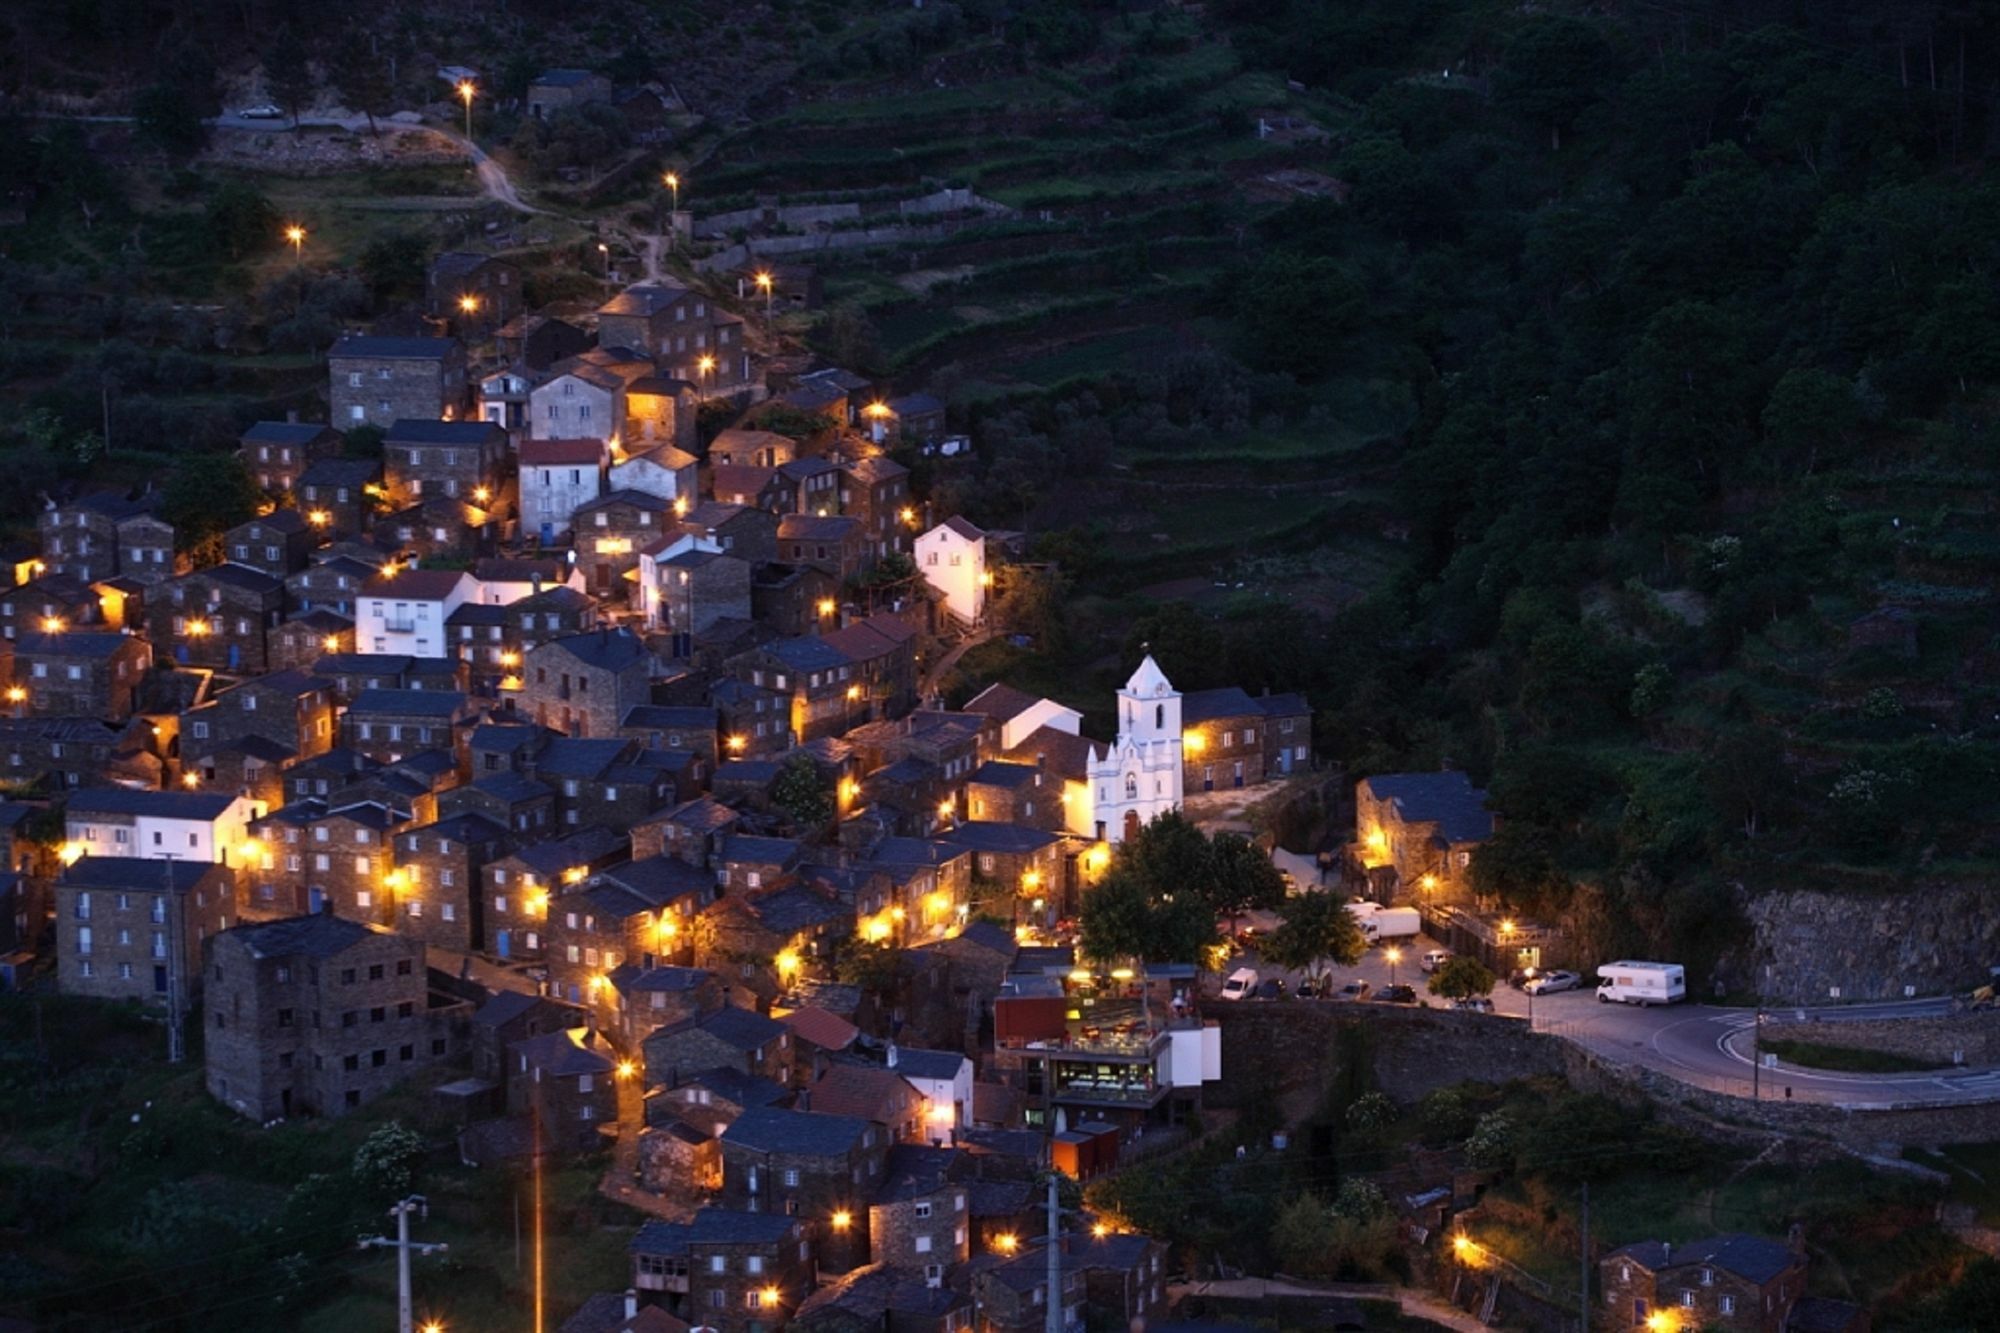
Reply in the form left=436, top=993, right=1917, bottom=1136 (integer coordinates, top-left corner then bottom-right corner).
left=1084, top=656, right=1184, bottom=843
left=528, top=376, right=618, bottom=441
left=608, top=455, right=695, bottom=503
left=915, top=523, right=986, bottom=624
left=521, top=464, right=605, bottom=537
left=355, top=576, right=472, bottom=658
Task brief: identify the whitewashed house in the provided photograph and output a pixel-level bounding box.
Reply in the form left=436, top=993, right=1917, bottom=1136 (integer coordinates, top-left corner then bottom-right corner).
left=607, top=442, right=698, bottom=508
left=518, top=438, right=608, bottom=539
left=915, top=516, right=987, bottom=625
left=65, top=788, right=261, bottom=867
left=354, top=568, right=475, bottom=658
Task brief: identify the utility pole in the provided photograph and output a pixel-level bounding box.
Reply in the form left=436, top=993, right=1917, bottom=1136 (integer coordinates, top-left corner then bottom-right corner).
left=1045, top=1177, right=1063, bottom=1333
left=360, top=1195, right=448, bottom=1333
left=162, top=854, right=185, bottom=1064
left=1579, top=1181, right=1590, bottom=1333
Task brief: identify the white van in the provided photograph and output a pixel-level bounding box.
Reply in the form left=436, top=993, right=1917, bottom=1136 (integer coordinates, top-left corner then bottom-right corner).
left=1420, top=949, right=1452, bottom=974
left=1595, top=961, right=1686, bottom=1007
left=1221, top=967, right=1259, bottom=1001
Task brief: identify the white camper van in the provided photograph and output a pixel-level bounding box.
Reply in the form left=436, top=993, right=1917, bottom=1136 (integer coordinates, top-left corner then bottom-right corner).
left=1221, top=967, right=1260, bottom=1001
left=1595, top=961, right=1686, bottom=1007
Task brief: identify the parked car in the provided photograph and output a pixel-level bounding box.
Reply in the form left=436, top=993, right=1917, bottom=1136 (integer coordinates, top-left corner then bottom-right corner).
left=1522, top=970, right=1581, bottom=996
left=1451, top=997, right=1495, bottom=1013
left=1254, top=978, right=1289, bottom=1001
left=1373, top=984, right=1418, bottom=1005
left=236, top=103, right=285, bottom=119
left=1295, top=978, right=1323, bottom=999
left=1220, top=967, right=1259, bottom=1001
left=1336, top=980, right=1372, bottom=1002
left=1420, top=949, right=1452, bottom=974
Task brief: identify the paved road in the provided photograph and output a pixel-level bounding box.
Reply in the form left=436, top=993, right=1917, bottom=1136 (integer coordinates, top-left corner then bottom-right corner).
left=1171, top=1278, right=1489, bottom=1333
left=1218, top=930, right=1994, bottom=1108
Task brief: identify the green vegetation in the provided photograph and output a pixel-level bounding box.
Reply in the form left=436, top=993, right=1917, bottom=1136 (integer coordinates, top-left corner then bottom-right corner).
left=0, top=995, right=637, bottom=1330
left=1078, top=812, right=1285, bottom=964
left=1759, top=1039, right=1949, bottom=1075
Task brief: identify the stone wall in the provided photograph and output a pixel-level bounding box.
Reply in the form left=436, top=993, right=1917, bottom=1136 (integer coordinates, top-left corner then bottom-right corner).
left=1730, top=884, right=2000, bottom=1005
left=1759, top=1011, right=2000, bottom=1067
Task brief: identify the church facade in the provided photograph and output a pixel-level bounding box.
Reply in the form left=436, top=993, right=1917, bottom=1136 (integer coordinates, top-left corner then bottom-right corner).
left=1081, top=655, right=1186, bottom=842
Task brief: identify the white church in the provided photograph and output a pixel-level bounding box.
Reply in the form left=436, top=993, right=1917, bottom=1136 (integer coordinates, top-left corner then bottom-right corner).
left=1083, top=654, right=1185, bottom=843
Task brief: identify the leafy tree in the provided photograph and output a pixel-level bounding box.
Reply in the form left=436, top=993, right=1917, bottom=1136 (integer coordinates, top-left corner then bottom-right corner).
left=1344, top=1092, right=1396, bottom=1136
left=771, top=754, right=833, bottom=829
left=1205, top=832, right=1287, bottom=920
left=134, top=83, right=208, bottom=159
left=161, top=454, right=261, bottom=560
left=357, top=231, right=429, bottom=302
left=1229, top=252, right=1364, bottom=380
left=1077, top=862, right=1216, bottom=966
left=834, top=939, right=904, bottom=999
left=1758, top=368, right=1859, bottom=479
left=820, top=302, right=882, bottom=373
left=329, top=30, right=395, bottom=136
left=351, top=1122, right=425, bottom=1199
left=1463, top=1110, right=1516, bottom=1169
left=1495, top=16, right=1615, bottom=149
left=264, top=25, right=314, bottom=128
left=1427, top=956, right=1496, bottom=1001
left=204, top=182, right=278, bottom=263
left=1260, top=891, right=1364, bottom=987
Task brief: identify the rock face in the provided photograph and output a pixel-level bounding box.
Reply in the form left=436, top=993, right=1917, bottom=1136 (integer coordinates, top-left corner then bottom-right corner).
left=1733, top=885, right=2000, bottom=1004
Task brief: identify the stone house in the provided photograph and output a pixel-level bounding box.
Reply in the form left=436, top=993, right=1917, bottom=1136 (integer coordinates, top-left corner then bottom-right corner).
left=153, top=564, right=287, bottom=674
left=382, top=419, right=507, bottom=507
left=964, top=762, right=1059, bottom=832
left=968, top=1250, right=1085, bottom=1333
left=575, top=489, right=674, bottom=597
left=631, top=796, right=740, bottom=867
left=520, top=438, right=610, bottom=539
left=749, top=564, right=840, bottom=641
left=341, top=688, right=473, bottom=766
left=821, top=616, right=920, bottom=726
left=609, top=444, right=700, bottom=509
left=296, top=458, right=386, bottom=537
left=498, top=314, right=592, bottom=372
left=547, top=854, right=718, bottom=1005
left=12, top=630, right=150, bottom=720
left=240, top=422, right=344, bottom=496
left=680, top=502, right=780, bottom=567
left=527, top=68, right=613, bottom=118
left=1177, top=686, right=1259, bottom=793
left=1257, top=691, right=1313, bottom=778
left=506, top=586, right=602, bottom=662
left=481, top=826, right=627, bottom=965
left=270, top=610, right=355, bottom=673
left=628, top=1211, right=814, bottom=1333
left=1599, top=1234, right=1810, bottom=1333
left=596, top=283, right=732, bottom=379
left=530, top=348, right=685, bottom=447
left=447, top=601, right=516, bottom=690
left=477, top=365, right=534, bottom=434
left=777, top=515, right=868, bottom=582
left=695, top=885, right=850, bottom=1003
left=620, top=706, right=721, bottom=767
left=837, top=456, right=913, bottom=560
left=811, top=1064, right=926, bottom=1146
left=886, top=1046, right=975, bottom=1133
left=0, top=716, right=156, bottom=793
left=508, top=1024, right=620, bottom=1152
left=391, top=811, right=512, bottom=953
left=717, top=1108, right=889, bottom=1268
left=608, top=963, right=726, bottom=1050
left=778, top=378, right=849, bottom=428
left=734, top=638, right=853, bottom=747
left=376, top=495, right=500, bottom=566
left=533, top=736, right=675, bottom=833
left=712, top=679, right=793, bottom=757
left=521, top=630, right=655, bottom=739
left=203, top=913, right=448, bottom=1120
left=791, top=1264, right=973, bottom=1333
left=313, top=652, right=465, bottom=701
left=868, top=1145, right=971, bottom=1273
left=708, top=464, right=782, bottom=513
left=54, top=855, right=233, bottom=1008
left=645, top=1006, right=794, bottom=1090
left=470, top=990, right=587, bottom=1087
left=39, top=492, right=180, bottom=587
left=639, top=544, right=754, bottom=638
left=778, top=457, right=842, bottom=518
left=940, top=824, right=1063, bottom=927
left=221, top=510, right=316, bottom=579
left=886, top=393, right=947, bottom=447
left=442, top=768, right=554, bottom=841
left=0, top=574, right=103, bottom=643
left=183, top=669, right=336, bottom=769
left=247, top=799, right=409, bottom=923
left=709, top=430, right=796, bottom=471
left=1072, top=1232, right=1169, bottom=1332
left=329, top=336, right=467, bottom=432
left=426, top=252, right=522, bottom=331
left=1354, top=771, right=1494, bottom=902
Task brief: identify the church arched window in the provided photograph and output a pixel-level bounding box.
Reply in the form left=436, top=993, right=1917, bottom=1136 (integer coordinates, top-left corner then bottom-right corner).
left=1124, top=774, right=1138, bottom=800
left=1155, top=704, right=1163, bottom=730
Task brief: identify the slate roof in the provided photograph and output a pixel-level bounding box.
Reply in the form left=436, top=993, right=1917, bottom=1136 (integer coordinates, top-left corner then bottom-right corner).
left=777, top=514, right=860, bottom=542
left=745, top=886, right=847, bottom=935
left=384, top=420, right=503, bottom=445
left=969, top=761, right=1040, bottom=790
left=470, top=770, right=553, bottom=804
left=473, top=990, right=551, bottom=1028
left=720, top=1106, right=873, bottom=1156
left=429, top=251, right=504, bottom=280
left=12, top=631, right=136, bottom=659
left=713, top=759, right=779, bottom=785
left=544, top=629, right=650, bottom=672
left=810, top=1063, right=918, bottom=1124
left=598, top=283, right=692, bottom=317
left=1257, top=691, right=1311, bottom=718
left=1182, top=686, right=1263, bottom=725
left=575, top=488, right=670, bottom=516
left=66, top=788, right=238, bottom=820
left=890, top=392, right=945, bottom=417
left=330, top=336, right=457, bottom=360
left=536, top=737, right=632, bottom=778
left=622, top=705, right=716, bottom=732
left=242, top=421, right=339, bottom=446
left=873, top=1144, right=960, bottom=1203
left=675, top=1065, right=790, bottom=1110
left=63, top=857, right=216, bottom=892
left=511, top=1027, right=614, bottom=1078
left=631, top=1208, right=800, bottom=1254
left=1605, top=1234, right=1800, bottom=1285
left=887, top=1047, right=968, bottom=1082
left=360, top=568, right=469, bottom=599
left=299, top=458, right=385, bottom=488
left=949, top=920, right=1017, bottom=956
left=228, top=913, right=382, bottom=959
left=348, top=688, right=468, bottom=718
left=596, top=855, right=714, bottom=906
left=1362, top=771, right=1494, bottom=845
left=1786, top=1296, right=1869, bottom=1333
left=721, top=834, right=800, bottom=865
left=764, top=636, right=852, bottom=673
left=940, top=821, right=1056, bottom=854
left=962, top=683, right=1040, bottom=724
left=678, top=1005, right=788, bottom=1052
left=408, top=811, right=510, bottom=845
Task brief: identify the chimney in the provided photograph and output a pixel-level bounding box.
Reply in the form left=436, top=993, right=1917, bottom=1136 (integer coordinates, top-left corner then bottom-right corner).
left=624, top=1290, right=638, bottom=1320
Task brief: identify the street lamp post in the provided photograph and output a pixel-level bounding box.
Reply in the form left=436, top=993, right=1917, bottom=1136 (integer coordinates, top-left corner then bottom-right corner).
left=284, top=224, right=306, bottom=263
left=456, top=80, right=475, bottom=140
left=1384, top=946, right=1401, bottom=991
left=755, top=270, right=774, bottom=313
left=597, top=242, right=609, bottom=276
left=664, top=171, right=680, bottom=213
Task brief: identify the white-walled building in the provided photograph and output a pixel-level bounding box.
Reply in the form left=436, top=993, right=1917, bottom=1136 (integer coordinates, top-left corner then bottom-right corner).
left=64, top=788, right=262, bottom=867
left=354, top=568, right=475, bottom=658
left=518, top=438, right=608, bottom=539
left=887, top=1044, right=976, bottom=1132
left=607, top=442, right=698, bottom=507
left=1085, top=655, right=1185, bottom=843
left=915, top=516, right=988, bottom=625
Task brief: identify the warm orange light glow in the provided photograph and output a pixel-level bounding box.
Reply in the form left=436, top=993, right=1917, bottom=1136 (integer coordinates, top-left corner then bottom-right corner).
left=866, top=917, right=891, bottom=943
left=663, top=172, right=679, bottom=190
left=994, top=1233, right=1018, bottom=1254
left=472, top=486, right=491, bottom=503
left=283, top=224, right=306, bottom=253
left=184, top=621, right=209, bottom=637
left=1092, top=1223, right=1109, bottom=1239
left=422, top=1322, right=444, bottom=1333
left=727, top=734, right=747, bottom=753
left=775, top=950, right=801, bottom=977
left=864, top=401, right=890, bottom=419
left=1645, top=1314, right=1677, bottom=1333
left=889, top=906, right=906, bottom=923
left=499, top=650, right=520, bottom=667
left=1021, top=870, right=1042, bottom=891
left=658, top=915, right=679, bottom=940
left=1420, top=873, right=1438, bottom=891
left=5, top=687, right=25, bottom=704
left=817, top=598, right=836, bottom=617
left=322, top=634, right=341, bottom=651
left=760, top=1286, right=780, bottom=1308
left=307, top=509, right=330, bottom=526
left=616, top=1060, right=637, bottom=1080
left=672, top=495, right=689, bottom=517
left=58, top=841, right=83, bottom=866
left=978, top=570, right=994, bottom=587
left=527, top=888, right=550, bottom=914
left=458, top=294, right=479, bottom=314
left=1453, top=1234, right=1475, bottom=1258
left=937, top=800, right=953, bottom=820
left=457, top=79, right=475, bottom=105
left=40, top=616, right=63, bottom=633
left=1500, top=918, right=1516, bottom=937
left=697, top=354, right=717, bottom=377
left=845, top=684, right=861, bottom=702
left=1385, top=947, right=1403, bottom=966
left=563, top=866, right=587, bottom=885
left=1183, top=730, right=1205, bottom=753
left=181, top=772, right=200, bottom=789
left=898, top=507, right=916, bottom=525
left=830, top=1210, right=851, bottom=1231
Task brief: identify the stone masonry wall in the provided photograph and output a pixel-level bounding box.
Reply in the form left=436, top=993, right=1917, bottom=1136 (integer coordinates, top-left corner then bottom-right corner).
left=1759, top=1011, right=2000, bottom=1067
left=1731, top=884, right=2000, bottom=1005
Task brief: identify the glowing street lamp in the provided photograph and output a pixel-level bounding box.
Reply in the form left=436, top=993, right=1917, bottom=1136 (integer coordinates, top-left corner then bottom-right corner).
left=458, top=294, right=480, bottom=318
left=456, top=79, right=476, bottom=138
left=4, top=685, right=23, bottom=717
left=596, top=242, right=609, bottom=274
left=307, top=508, right=330, bottom=527
left=993, top=1233, right=1018, bottom=1254
left=663, top=171, right=680, bottom=212
left=283, top=224, right=306, bottom=261
left=697, top=353, right=717, bottom=386
left=755, top=269, right=774, bottom=312
left=40, top=616, right=63, bottom=634
left=817, top=598, right=836, bottom=619
left=830, top=1209, right=852, bottom=1231
left=1385, top=945, right=1402, bottom=989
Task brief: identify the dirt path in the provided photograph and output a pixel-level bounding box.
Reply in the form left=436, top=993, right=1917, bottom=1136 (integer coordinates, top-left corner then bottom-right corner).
left=1171, top=1277, right=1490, bottom=1331
left=921, top=626, right=999, bottom=702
